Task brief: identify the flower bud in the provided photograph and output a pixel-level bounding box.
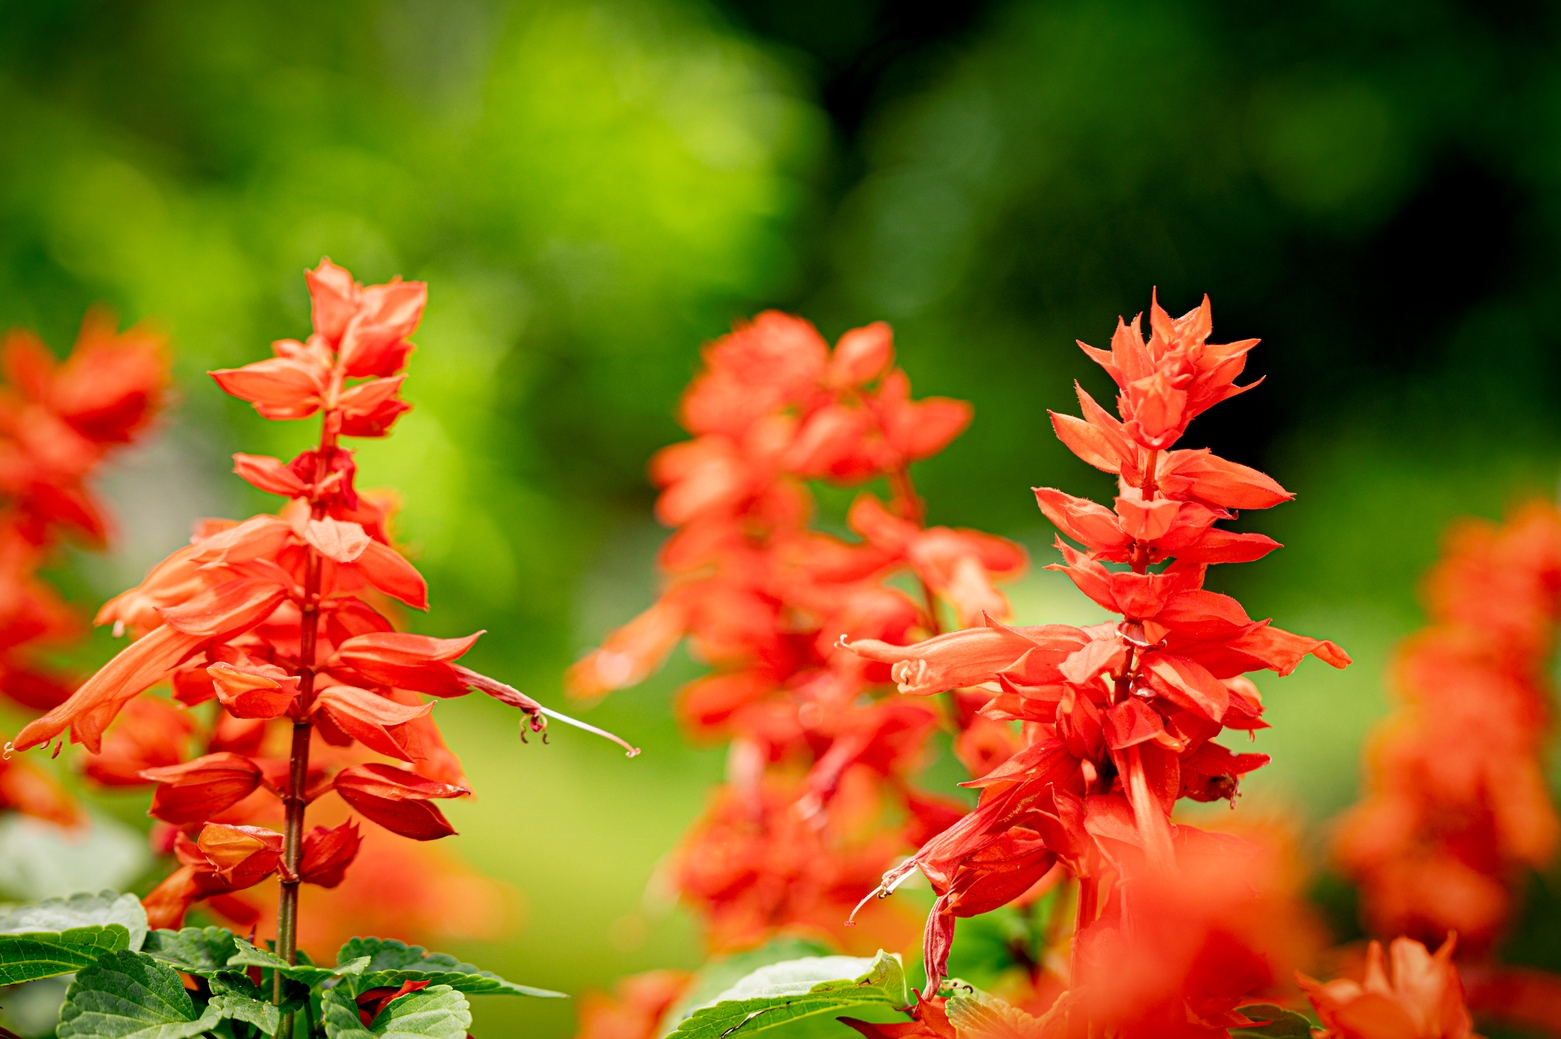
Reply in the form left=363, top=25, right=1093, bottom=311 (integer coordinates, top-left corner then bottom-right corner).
left=299, top=820, right=362, bottom=888
left=140, top=751, right=264, bottom=825
left=206, top=662, right=300, bottom=719
left=197, top=822, right=282, bottom=888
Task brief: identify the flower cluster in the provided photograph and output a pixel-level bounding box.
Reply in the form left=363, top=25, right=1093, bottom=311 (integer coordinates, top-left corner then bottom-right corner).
left=843, top=295, right=1351, bottom=1022
left=0, top=311, right=168, bottom=825
left=8, top=259, right=631, bottom=961
left=1336, top=503, right=1561, bottom=951
left=566, top=312, right=1026, bottom=954
left=1333, top=502, right=1561, bottom=1036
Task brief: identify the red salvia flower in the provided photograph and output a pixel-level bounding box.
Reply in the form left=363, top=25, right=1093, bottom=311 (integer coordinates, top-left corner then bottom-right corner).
left=565, top=312, right=1024, bottom=961
left=1336, top=503, right=1561, bottom=953
left=7, top=259, right=632, bottom=964
left=842, top=293, right=1349, bottom=1003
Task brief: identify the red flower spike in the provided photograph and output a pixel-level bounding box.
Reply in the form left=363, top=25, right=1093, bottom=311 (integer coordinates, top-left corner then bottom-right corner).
left=140, top=752, right=266, bottom=825
left=1336, top=503, right=1561, bottom=956
left=831, top=294, right=1350, bottom=1013
left=334, top=763, right=467, bottom=841
left=2, top=260, right=637, bottom=994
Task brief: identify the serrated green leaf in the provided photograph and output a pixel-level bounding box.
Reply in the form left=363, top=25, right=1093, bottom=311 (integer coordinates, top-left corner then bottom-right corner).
left=56, top=949, right=222, bottom=1039
left=0, top=893, right=147, bottom=953
left=0, top=925, right=132, bottom=984
left=320, top=983, right=471, bottom=1038
left=1231, top=1004, right=1313, bottom=1039
left=139, top=928, right=241, bottom=977
left=337, top=937, right=564, bottom=999
left=206, top=993, right=280, bottom=1035
left=659, top=937, right=833, bottom=1033
left=665, top=950, right=906, bottom=1039
left=227, top=937, right=369, bottom=987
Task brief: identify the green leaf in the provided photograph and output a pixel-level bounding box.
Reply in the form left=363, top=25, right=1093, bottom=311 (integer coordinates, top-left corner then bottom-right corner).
left=336, top=937, right=564, bottom=999
left=227, top=937, right=369, bottom=987
left=206, top=993, right=280, bottom=1035
left=1231, top=1004, right=1314, bottom=1039
left=0, top=925, right=132, bottom=984
left=56, top=949, right=222, bottom=1039
left=665, top=950, right=907, bottom=1039
left=139, top=928, right=241, bottom=977
left=0, top=892, right=147, bottom=952
left=659, top=937, right=833, bottom=1032
left=320, top=984, right=471, bottom=1038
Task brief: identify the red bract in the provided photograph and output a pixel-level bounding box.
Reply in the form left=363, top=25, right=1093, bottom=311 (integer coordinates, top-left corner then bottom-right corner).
left=843, top=293, right=1348, bottom=1005
left=565, top=312, right=1024, bottom=959
left=8, top=259, right=634, bottom=981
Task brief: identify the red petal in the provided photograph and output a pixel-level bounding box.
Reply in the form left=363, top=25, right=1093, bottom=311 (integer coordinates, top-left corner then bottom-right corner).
left=12, top=624, right=203, bottom=754
left=827, top=322, right=893, bottom=386
left=306, top=257, right=360, bottom=344
left=350, top=540, right=429, bottom=609
left=312, top=686, right=433, bottom=761
left=304, top=517, right=371, bottom=564
left=208, top=357, right=324, bottom=420
left=1158, top=450, right=1293, bottom=509
left=232, top=454, right=308, bottom=498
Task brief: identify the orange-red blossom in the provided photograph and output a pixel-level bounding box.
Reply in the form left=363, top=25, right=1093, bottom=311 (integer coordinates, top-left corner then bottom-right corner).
left=566, top=312, right=1025, bottom=957
left=844, top=294, right=1350, bottom=1007
left=9, top=258, right=632, bottom=937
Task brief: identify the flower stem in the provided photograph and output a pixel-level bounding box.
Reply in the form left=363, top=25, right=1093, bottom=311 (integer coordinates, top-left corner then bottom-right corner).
left=275, top=435, right=335, bottom=1019
left=890, top=467, right=942, bottom=635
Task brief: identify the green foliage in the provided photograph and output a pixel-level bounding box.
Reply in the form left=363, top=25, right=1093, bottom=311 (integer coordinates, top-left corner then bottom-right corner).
left=0, top=893, right=147, bottom=953
left=320, top=984, right=472, bottom=1039
left=0, top=897, right=539, bottom=1037
left=1230, top=1004, right=1315, bottom=1039
left=337, top=937, right=564, bottom=999
left=226, top=938, right=369, bottom=990
left=665, top=950, right=907, bottom=1039
left=658, top=937, right=835, bottom=1031
left=203, top=995, right=279, bottom=1036
left=139, top=928, right=243, bottom=978
left=55, top=949, right=219, bottom=1039
left=0, top=925, right=132, bottom=985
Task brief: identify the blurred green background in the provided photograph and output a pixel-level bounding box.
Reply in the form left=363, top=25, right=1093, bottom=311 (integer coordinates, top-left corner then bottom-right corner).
left=2, top=0, right=1560, bottom=1033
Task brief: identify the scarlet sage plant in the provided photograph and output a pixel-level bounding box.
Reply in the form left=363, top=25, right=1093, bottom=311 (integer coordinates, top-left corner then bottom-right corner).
left=575, top=296, right=1359, bottom=1039
left=0, top=259, right=633, bottom=1039
left=567, top=312, right=1027, bottom=956
left=0, top=312, right=168, bottom=826
left=842, top=295, right=1350, bottom=1018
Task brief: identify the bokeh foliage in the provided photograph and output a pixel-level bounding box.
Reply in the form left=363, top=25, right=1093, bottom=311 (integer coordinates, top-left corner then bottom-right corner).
left=2, top=0, right=1560, bottom=1034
